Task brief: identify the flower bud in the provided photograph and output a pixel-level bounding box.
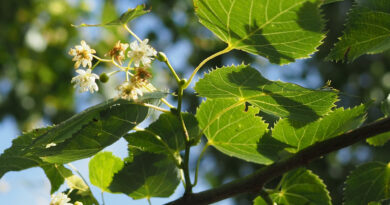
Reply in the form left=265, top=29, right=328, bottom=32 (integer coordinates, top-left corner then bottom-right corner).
left=99, top=73, right=109, bottom=83
left=157, top=52, right=168, bottom=62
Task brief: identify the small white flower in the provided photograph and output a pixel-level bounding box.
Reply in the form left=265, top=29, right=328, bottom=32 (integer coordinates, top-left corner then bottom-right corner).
left=45, top=143, right=57, bottom=148
left=68, top=40, right=96, bottom=69
left=127, top=39, right=157, bottom=67
left=106, top=40, right=129, bottom=65
left=71, top=69, right=99, bottom=93
left=50, top=193, right=72, bottom=205
left=117, top=82, right=143, bottom=101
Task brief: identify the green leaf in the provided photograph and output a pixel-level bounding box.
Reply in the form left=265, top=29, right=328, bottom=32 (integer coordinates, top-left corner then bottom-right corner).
left=367, top=132, right=390, bottom=146
left=0, top=93, right=164, bottom=178
left=194, top=0, right=325, bottom=64
left=56, top=165, right=89, bottom=192
left=65, top=189, right=99, bottom=205
left=125, top=113, right=200, bottom=155
left=253, top=197, right=269, bottom=205
left=195, top=64, right=338, bottom=122
left=323, top=0, right=343, bottom=4
left=89, top=152, right=124, bottom=192
left=269, top=168, right=331, bottom=205
left=345, top=162, right=390, bottom=205
left=41, top=164, right=64, bottom=194
left=327, top=0, right=390, bottom=62
left=109, top=152, right=180, bottom=199
left=272, top=104, right=367, bottom=152
left=196, top=99, right=275, bottom=164
left=73, top=5, right=150, bottom=27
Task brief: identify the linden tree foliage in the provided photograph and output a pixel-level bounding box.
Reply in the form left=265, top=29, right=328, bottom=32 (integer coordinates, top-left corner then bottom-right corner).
left=1, top=0, right=390, bottom=204
left=254, top=169, right=331, bottom=205
left=195, top=64, right=338, bottom=122
left=194, top=0, right=325, bottom=64
left=328, top=0, right=390, bottom=62
left=344, top=162, right=390, bottom=205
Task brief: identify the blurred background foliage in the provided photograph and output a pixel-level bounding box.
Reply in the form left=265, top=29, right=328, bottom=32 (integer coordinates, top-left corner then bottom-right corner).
left=0, top=0, right=389, bottom=204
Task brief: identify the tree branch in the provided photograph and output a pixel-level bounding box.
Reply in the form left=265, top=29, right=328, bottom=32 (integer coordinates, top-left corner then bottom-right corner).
left=166, top=117, right=390, bottom=205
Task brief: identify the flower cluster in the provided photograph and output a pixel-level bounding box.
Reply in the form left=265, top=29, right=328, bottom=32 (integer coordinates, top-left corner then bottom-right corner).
left=50, top=193, right=83, bottom=205
left=68, top=36, right=157, bottom=100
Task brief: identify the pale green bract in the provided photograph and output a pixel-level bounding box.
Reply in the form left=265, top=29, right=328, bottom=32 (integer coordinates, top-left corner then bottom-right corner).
left=254, top=169, right=331, bottom=205
left=272, top=104, right=367, bottom=152
left=328, top=0, right=390, bottom=62
left=89, top=152, right=124, bottom=193
left=344, top=162, right=390, bottom=205
left=196, top=99, right=274, bottom=164
left=195, top=64, right=338, bottom=122
left=367, top=131, right=390, bottom=146
left=194, top=0, right=325, bottom=64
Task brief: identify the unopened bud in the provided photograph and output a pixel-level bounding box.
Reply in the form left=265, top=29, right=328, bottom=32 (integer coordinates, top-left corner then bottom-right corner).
left=99, top=73, right=109, bottom=83
left=157, top=52, right=168, bottom=62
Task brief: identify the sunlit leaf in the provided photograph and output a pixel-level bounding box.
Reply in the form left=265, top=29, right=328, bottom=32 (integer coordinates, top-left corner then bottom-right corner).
left=109, top=152, right=180, bottom=199
left=65, top=188, right=99, bottom=205
left=367, top=132, right=390, bottom=146
left=255, top=169, right=331, bottom=205
left=125, top=113, right=200, bottom=155
left=56, top=165, right=89, bottom=192
left=328, top=0, right=390, bottom=62
left=73, top=5, right=150, bottom=27
left=194, top=0, right=325, bottom=64
left=196, top=99, right=275, bottom=164
left=272, top=104, right=367, bottom=152
left=195, top=64, right=338, bottom=122
left=345, top=162, right=390, bottom=205
left=89, top=152, right=124, bottom=192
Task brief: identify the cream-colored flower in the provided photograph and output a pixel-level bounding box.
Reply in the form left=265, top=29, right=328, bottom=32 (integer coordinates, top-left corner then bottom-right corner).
left=106, top=40, right=129, bottom=65
left=68, top=40, right=96, bottom=69
left=45, top=143, right=57, bottom=148
left=71, top=69, right=99, bottom=93
left=117, top=82, right=143, bottom=101
left=127, top=39, right=157, bottom=67
left=50, top=193, right=72, bottom=205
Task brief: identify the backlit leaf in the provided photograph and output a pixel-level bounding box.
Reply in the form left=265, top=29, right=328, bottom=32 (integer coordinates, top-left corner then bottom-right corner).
left=328, top=0, right=390, bottom=62
left=89, top=152, right=124, bottom=192
left=194, top=0, right=325, bottom=64
left=272, top=104, right=367, bottom=152
left=109, top=152, right=180, bottom=199
left=195, top=64, right=338, bottom=122
left=344, top=162, right=390, bottom=205
left=196, top=99, right=274, bottom=164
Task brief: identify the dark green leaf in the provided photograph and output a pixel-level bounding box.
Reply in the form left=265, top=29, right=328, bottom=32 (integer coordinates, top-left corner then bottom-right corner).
left=89, top=152, right=124, bottom=192
left=268, top=168, right=331, bottom=205
left=196, top=99, right=274, bottom=164
left=367, top=132, right=390, bottom=146
left=328, top=0, right=390, bottom=62
left=125, top=113, right=200, bottom=154
left=73, top=5, right=150, bottom=27
left=109, top=152, right=180, bottom=199
left=195, top=64, right=338, bottom=122
left=41, top=164, right=64, bottom=194
left=345, top=162, right=390, bottom=205
left=0, top=92, right=165, bottom=177
left=65, top=189, right=99, bottom=205
left=323, top=0, right=343, bottom=4
left=272, top=104, right=367, bottom=152
left=194, top=0, right=325, bottom=64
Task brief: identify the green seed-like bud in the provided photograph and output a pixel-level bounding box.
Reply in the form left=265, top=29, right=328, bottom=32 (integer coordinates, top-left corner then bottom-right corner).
left=157, top=52, right=168, bottom=62
left=99, top=73, right=109, bottom=83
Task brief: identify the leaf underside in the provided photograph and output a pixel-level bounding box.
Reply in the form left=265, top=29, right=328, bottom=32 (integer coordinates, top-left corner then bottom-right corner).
left=194, top=0, right=325, bottom=64
left=328, top=0, right=390, bottom=62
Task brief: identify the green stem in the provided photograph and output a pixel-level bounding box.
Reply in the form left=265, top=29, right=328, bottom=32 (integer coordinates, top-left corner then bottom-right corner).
left=147, top=197, right=152, bottom=205
left=101, top=191, right=105, bottom=205
left=177, top=83, right=192, bottom=195
left=67, top=163, right=91, bottom=190
left=192, top=143, right=210, bottom=187
left=164, top=58, right=181, bottom=83
left=91, top=60, right=101, bottom=70
left=124, top=24, right=142, bottom=42
left=142, top=103, right=170, bottom=113
left=184, top=46, right=233, bottom=89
